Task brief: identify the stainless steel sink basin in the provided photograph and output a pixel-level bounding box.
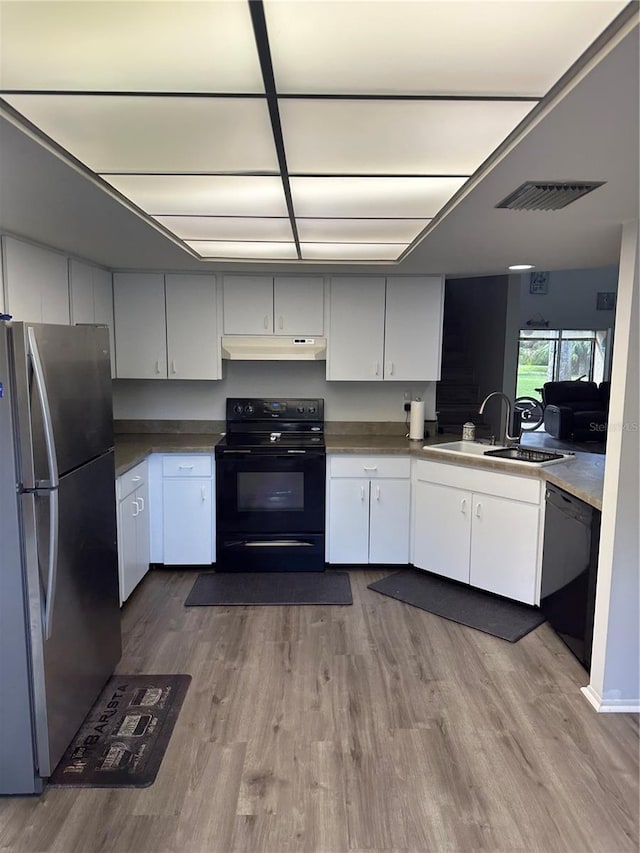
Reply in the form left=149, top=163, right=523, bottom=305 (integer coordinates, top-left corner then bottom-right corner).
left=484, top=446, right=567, bottom=463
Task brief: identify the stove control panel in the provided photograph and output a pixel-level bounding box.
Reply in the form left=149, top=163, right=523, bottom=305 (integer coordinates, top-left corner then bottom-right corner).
left=226, top=398, right=324, bottom=422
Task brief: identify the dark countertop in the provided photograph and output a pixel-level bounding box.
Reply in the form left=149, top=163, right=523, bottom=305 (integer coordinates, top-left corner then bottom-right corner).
left=114, top=431, right=604, bottom=510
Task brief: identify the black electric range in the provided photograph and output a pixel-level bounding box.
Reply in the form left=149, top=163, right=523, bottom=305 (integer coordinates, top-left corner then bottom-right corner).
left=215, top=399, right=326, bottom=571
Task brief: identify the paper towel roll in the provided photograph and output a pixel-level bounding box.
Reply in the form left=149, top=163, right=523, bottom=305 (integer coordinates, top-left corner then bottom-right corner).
left=409, top=399, right=425, bottom=441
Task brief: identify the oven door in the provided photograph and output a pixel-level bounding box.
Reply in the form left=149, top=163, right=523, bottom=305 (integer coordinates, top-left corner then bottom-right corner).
left=216, top=449, right=325, bottom=571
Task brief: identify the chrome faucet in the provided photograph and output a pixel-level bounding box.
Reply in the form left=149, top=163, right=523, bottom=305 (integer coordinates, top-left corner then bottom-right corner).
left=478, top=391, right=521, bottom=446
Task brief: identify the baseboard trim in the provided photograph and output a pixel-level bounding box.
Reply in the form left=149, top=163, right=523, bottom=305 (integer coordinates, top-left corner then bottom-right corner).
left=581, top=684, right=640, bottom=713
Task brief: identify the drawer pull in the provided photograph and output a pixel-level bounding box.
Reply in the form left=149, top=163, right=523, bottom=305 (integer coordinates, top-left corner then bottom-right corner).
left=178, top=465, right=195, bottom=470
left=363, top=465, right=378, bottom=471
left=131, top=475, right=141, bottom=483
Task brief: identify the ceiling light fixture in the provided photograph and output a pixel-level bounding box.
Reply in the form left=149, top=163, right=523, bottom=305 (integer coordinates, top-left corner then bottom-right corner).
left=508, top=263, right=535, bottom=271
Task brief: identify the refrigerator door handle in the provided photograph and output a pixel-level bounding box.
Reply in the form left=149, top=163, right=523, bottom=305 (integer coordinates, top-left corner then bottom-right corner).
left=43, top=489, right=59, bottom=641
left=27, top=327, right=59, bottom=489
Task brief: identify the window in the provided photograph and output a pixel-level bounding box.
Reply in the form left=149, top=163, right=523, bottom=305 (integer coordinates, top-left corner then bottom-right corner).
left=516, top=329, right=608, bottom=399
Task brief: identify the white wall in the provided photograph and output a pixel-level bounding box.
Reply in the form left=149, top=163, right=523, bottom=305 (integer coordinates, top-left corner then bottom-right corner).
left=585, top=222, right=639, bottom=712
left=113, top=360, right=437, bottom=423
left=519, top=266, right=618, bottom=330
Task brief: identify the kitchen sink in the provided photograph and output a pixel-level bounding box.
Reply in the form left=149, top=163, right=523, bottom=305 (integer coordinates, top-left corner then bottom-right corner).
left=424, top=440, right=505, bottom=457
left=425, top=440, right=574, bottom=467
left=483, top=446, right=569, bottom=464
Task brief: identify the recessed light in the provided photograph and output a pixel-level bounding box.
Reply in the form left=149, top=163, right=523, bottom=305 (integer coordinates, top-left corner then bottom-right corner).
left=508, top=263, right=535, bottom=271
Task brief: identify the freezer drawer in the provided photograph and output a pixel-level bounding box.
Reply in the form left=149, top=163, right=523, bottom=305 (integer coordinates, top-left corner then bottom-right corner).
left=24, top=451, right=121, bottom=776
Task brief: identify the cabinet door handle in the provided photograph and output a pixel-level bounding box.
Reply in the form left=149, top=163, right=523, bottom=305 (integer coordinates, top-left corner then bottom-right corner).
left=360, top=485, right=366, bottom=501
left=171, top=359, right=177, bottom=375
left=460, top=498, right=467, bottom=514
left=264, top=315, right=269, bottom=330
left=363, top=465, right=378, bottom=471
left=375, top=485, right=380, bottom=501
left=201, top=486, right=207, bottom=502
left=374, top=362, right=380, bottom=376
left=279, top=315, right=283, bottom=330
left=132, top=501, right=139, bottom=518
left=475, top=502, right=482, bottom=518
left=136, top=497, right=144, bottom=512
left=387, top=362, right=394, bottom=376
left=155, top=360, right=161, bottom=374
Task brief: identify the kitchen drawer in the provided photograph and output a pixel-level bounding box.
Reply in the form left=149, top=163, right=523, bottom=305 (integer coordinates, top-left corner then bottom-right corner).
left=413, top=459, right=541, bottom=504
left=162, top=454, right=212, bottom=477
left=117, top=460, right=147, bottom=501
left=329, top=455, right=410, bottom=479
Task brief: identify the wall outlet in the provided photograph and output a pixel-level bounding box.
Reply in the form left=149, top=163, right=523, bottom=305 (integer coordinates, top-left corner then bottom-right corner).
left=403, top=402, right=411, bottom=412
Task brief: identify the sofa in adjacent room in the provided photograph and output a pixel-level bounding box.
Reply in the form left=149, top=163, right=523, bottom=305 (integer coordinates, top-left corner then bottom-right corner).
left=543, top=380, right=610, bottom=442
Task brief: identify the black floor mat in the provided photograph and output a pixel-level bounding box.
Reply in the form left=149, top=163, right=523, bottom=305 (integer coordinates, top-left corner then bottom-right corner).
left=49, top=674, right=190, bottom=788
left=368, top=569, right=545, bottom=642
left=185, top=571, right=352, bottom=606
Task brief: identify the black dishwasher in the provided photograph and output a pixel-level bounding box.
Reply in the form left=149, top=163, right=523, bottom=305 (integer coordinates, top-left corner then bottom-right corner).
left=540, top=485, right=601, bottom=672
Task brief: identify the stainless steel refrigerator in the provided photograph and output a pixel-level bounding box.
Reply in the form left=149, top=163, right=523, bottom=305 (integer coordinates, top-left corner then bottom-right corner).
left=0, top=322, right=121, bottom=794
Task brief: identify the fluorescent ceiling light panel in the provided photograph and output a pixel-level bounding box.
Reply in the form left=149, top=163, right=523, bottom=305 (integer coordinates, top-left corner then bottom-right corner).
left=0, top=1, right=264, bottom=92
left=156, top=217, right=294, bottom=242
left=280, top=99, right=535, bottom=175
left=301, top=243, right=406, bottom=261
left=187, top=241, right=298, bottom=260
left=264, top=1, right=628, bottom=96
left=2, top=95, right=278, bottom=173
left=296, top=219, right=428, bottom=244
left=102, top=175, right=289, bottom=217
left=290, top=177, right=466, bottom=218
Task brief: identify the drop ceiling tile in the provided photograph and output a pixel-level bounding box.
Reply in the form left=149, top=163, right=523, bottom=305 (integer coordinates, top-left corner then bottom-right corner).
left=0, top=0, right=264, bottom=92
left=156, top=216, right=293, bottom=242
left=301, top=243, right=406, bottom=261
left=280, top=98, right=535, bottom=175
left=296, top=218, right=428, bottom=243
left=290, top=177, right=467, bottom=218
left=3, top=95, right=278, bottom=173
left=187, top=241, right=298, bottom=260
left=264, top=0, right=628, bottom=96
left=102, top=175, right=289, bottom=217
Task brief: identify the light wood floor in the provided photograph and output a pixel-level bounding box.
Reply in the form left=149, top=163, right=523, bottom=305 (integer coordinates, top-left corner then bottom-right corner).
left=1, top=569, right=637, bottom=853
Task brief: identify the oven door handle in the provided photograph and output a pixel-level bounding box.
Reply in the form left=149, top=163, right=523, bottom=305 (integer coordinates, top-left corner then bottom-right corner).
left=225, top=539, right=316, bottom=548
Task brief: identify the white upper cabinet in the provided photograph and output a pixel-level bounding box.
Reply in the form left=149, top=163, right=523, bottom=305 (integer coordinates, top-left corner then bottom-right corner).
left=384, top=275, right=444, bottom=381
left=222, top=274, right=324, bottom=335
left=274, top=276, right=324, bottom=334
left=113, top=273, right=167, bottom=379
left=114, top=272, right=220, bottom=380
left=165, top=274, right=220, bottom=380
left=2, top=236, right=70, bottom=325
left=327, top=275, right=444, bottom=381
left=327, top=276, right=386, bottom=380
left=222, top=275, right=274, bottom=334
left=69, top=259, right=116, bottom=376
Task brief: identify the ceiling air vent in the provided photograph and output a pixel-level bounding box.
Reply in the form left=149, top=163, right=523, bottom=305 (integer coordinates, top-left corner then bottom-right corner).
left=496, top=181, right=605, bottom=211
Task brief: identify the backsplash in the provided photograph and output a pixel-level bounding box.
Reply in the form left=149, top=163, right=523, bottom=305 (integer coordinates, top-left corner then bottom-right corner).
left=112, top=360, right=437, bottom=422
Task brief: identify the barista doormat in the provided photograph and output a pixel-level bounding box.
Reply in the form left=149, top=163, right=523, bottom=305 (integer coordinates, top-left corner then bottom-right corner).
left=49, top=674, right=191, bottom=788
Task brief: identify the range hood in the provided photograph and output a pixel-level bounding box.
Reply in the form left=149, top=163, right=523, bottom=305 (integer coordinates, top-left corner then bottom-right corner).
left=221, top=336, right=327, bottom=361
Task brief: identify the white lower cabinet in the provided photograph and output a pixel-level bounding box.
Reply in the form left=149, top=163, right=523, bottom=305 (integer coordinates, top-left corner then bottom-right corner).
left=149, top=454, right=215, bottom=565
left=412, top=459, right=542, bottom=605
left=116, top=460, right=150, bottom=605
left=413, top=480, right=471, bottom=584
left=327, top=455, right=411, bottom=564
